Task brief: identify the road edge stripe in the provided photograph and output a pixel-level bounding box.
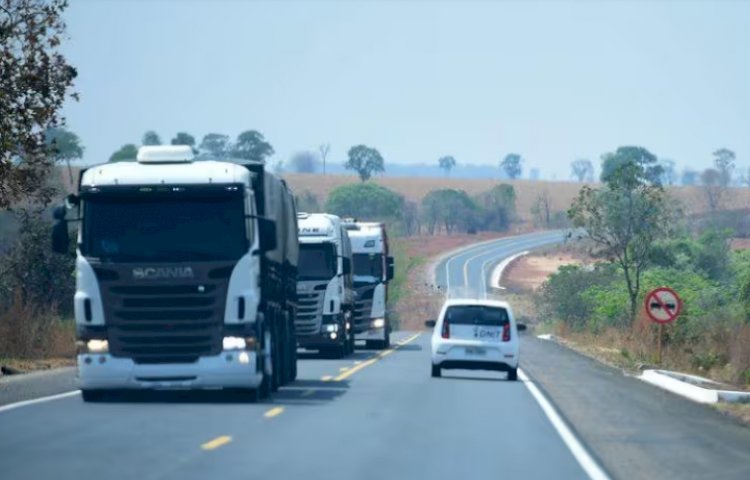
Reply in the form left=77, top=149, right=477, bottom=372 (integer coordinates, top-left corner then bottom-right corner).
left=519, top=368, right=610, bottom=480
left=0, top=390, right=80, bottom=414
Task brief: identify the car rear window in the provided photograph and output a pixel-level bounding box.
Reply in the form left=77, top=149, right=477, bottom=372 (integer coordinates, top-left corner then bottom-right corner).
left=444, top=305, right=509, bottom=326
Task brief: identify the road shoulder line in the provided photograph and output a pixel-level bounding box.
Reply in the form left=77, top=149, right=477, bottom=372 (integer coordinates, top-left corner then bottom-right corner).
left=0, top=390, right=80, bottom=414
left=519, top=368, right=610, bottom=480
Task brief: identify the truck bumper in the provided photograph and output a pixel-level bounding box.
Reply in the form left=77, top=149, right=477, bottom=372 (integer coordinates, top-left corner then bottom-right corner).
left=297, top=332, right=345, bottom=350
left=77, top=350, right=262, bottom=391
left=355, top=326, right=388, bottom=341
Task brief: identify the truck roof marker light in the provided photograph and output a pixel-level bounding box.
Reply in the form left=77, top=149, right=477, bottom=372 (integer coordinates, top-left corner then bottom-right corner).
left=137, top=145, right=195, bottom=163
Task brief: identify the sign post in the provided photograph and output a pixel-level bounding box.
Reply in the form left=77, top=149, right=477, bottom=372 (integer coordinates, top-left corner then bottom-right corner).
left=644, top=287, right=682, bottom=364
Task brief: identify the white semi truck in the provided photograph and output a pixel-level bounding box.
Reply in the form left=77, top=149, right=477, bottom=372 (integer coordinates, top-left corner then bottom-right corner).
left=344, top=221, right=394, bottom=349
left=51, top=146, right=299, bottom=401
left=295, top=213, right=355, bottom=357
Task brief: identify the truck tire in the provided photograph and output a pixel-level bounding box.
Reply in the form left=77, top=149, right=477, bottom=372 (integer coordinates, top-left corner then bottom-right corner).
left=507, top=368, right=518, bottom=381
left=81, top=389, right=106, bottom=402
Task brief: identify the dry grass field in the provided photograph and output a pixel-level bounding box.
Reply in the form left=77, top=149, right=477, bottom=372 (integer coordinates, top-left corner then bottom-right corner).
left=283, top=173, right=750, bottom=222
left=59, top=168, right=750, bottom=223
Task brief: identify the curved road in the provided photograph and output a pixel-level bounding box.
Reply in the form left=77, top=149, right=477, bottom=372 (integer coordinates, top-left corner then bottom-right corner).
left=2, top=231, right=750, bottom=480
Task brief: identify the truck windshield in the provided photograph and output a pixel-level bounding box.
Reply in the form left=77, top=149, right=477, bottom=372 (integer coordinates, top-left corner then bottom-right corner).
left=353, top=253, right=383, bottom=280
left=299, top=243, right=336, bottom=281
left=81, top=194, right=247, bottom=262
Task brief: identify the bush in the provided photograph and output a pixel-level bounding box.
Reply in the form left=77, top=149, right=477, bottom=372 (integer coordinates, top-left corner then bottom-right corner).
left=325, top=183, right=404, bottom=220
left=421, top=189, right=478, bottom=234
left=538, top=263, right=619, bottom=330
left=296, top=189, right=321, bottom=213
left=0, top=209, right=74, bottom=314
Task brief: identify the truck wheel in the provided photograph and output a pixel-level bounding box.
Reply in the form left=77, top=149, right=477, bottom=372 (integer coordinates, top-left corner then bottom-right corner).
left=81, top=389, right=106, bottom=402
left=431, top=364, right=441, bottom=378
left=507, top=368, right=518, bottom=381
left=383, top=332, right=391, bottom=349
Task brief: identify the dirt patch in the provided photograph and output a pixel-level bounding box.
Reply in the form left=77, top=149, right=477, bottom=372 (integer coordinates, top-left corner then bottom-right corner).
left=1, top=357, right=74, bottom=375
left=730, top=238, right=750, bottom=250
left=503, top=253, right=581, bottom=292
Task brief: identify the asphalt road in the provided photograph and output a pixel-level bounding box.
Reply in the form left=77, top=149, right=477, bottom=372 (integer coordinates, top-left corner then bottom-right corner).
left=2, top=231, right=750, bottom=480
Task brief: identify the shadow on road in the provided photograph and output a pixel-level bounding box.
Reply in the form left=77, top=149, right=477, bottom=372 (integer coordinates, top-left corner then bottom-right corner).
left=297, top=350, right=375, bottom=361
left=393, top=343, right=422, bottom=352
left=438, top=373, right=518, bottom=382
left=83, top=378, right=351, bottom=405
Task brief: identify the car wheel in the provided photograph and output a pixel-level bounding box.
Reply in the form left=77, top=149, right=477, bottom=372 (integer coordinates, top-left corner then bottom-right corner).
left=431, top=364, right=441, bottom=378
left=507, top=368, right=518, bottom=381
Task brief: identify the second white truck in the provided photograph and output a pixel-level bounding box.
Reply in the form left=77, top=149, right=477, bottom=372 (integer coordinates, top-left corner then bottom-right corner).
left=295, top=213, right=355, bottom=357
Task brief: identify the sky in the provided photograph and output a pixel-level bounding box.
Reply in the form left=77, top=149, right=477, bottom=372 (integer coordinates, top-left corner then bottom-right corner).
left=62, top=0, right=750, bottom=179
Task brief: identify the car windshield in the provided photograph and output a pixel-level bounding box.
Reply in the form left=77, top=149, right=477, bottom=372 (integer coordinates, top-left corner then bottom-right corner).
left=353, top=253, right=383, bottom=279
left=299, top=243, right=337, bottom=281
left=81, top=194, right=247, bottom=262
left=444, top=305, right=509, bottom=326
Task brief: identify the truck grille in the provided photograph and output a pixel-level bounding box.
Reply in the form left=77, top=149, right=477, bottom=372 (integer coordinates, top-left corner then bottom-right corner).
left=101, top=279, right=227, bottom=364
left=295, top=282, right=326, bottom=337
left=353, top=283, right=376, bottom=333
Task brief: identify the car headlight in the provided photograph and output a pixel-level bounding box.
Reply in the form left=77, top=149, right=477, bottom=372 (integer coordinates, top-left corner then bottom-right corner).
left=86, top=339, right=109, bottom=353
left=372, top=318, right=385, bottom=329
left=223, top=336, right=246, bottom=350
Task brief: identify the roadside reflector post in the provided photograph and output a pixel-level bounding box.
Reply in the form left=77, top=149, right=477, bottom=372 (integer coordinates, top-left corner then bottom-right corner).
left=644, top=287, right=682, bottom=366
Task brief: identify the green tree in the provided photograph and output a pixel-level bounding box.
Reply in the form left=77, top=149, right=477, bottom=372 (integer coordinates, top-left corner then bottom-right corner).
left=345, top=145, right=385, bottom=182
left=713, top=148, right=736, bottom=187
left=199, top=133, right=230, bottom=159
left=569, top=146, right=671, bottom=322
left=701, top=168, right=723, bottom=211
left=109, top=144, right=138, bottom=162
left=326, top=183, right=403, bottom=219
left=231, top=130, right=274, bottom=163
left=500, top=153, right=522, bottom=179
left=1, top=0, right=78, bottom=208
left=659, top=159, right=677, bottom=186
left=600, top=146, right=663, bottom=188
left=438, top=155, right=457, bottom=176
left=296, top=190, right=321, bottom=213
left=289, top=151, right=319, bottom=173
left=142, top=131, right=162, bottom=146
left=45, top=127, right=84, bottom=186
left=170, top=132, right=196, bottom=147
left=421, top=189, right=478, bottom=234
left=474, top=184, right=516, bottom=231
left=571, top=158, right=594, bottom=182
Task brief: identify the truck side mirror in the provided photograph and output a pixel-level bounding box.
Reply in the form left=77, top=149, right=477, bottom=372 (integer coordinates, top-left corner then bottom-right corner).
left=425, top=320, right=436, bottom=328
left=51, top=205, right=70, bottom=254
left=386, top=256, right=395, bottom=281
left=342, top=257, right=352, bottom=275
left=258, top=218, right=277, bottom=251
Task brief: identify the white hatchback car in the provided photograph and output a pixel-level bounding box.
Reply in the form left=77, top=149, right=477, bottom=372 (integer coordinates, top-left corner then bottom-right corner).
left=426, top=299, right=526, bottom=381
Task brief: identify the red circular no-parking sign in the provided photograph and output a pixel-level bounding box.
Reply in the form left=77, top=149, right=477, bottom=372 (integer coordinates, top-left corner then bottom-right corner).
left=644, top=287, right=682, bottom=324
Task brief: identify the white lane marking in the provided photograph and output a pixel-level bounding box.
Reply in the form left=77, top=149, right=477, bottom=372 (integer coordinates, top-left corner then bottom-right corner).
left=519, top=369, right=610, bottom=480
left=490, top=250, right=529, bottom=290
left=0, top=390, right=81, bottom=414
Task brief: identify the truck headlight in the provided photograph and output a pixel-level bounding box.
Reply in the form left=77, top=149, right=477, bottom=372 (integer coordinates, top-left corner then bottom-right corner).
left=86, top=339, right=109, bottom=353
left=372, top=318, right=385, bottom=329
left=223, top=336, right=247, bottom=350
left=324, top=324, right=339, bottom=333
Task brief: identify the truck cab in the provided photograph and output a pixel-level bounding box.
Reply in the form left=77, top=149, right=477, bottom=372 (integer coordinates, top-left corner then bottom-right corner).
left=51, top=146, right=298, bottom=401
left=295, top=213, right=355, bottom=357
left=344, top=221, right=395, bottom=349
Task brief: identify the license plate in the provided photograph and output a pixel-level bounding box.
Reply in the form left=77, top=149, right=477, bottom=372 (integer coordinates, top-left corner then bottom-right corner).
left=465, top=346, right=486, bottom=356
left=474, top=328, right=501, bottom=340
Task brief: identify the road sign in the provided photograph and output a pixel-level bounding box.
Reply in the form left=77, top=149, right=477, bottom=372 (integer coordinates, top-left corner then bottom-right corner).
left=644, top=287, right=682, bottom=324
